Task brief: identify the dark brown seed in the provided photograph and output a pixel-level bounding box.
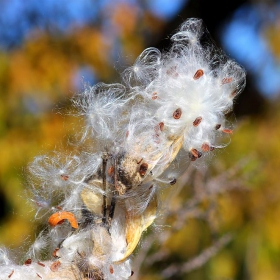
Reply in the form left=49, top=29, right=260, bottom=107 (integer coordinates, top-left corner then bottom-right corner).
left=109, top=265, right=114, bottom=274
left=190, top=148, right=202, bottom=158
left=170, top=178, right=177, bottom=185
left=222, top=129, right=233, bottom=134
left=8, top=270, right=14, bottom=278
left=24, top=259, right=32, bottom=266
left=108, top=166, right=114, bottom=177
left=221, top=77, right=233, bottom=84
left=136, top=158, right=143, bottom=164
left=201, top=143, right=210, bottom=152
left=193, top=117, right=202, bottom=127
left=215, top=124, right=221, bottom=130
left=189, top=153, right=197, bottom=161
left=50, top=260, right=61, bottom=272
left=173, top=108, right=182, bottom=119
left=159, top=122, right=164, bottom=131
left=36, top=273, right=42, bottom=279
left=37, top=261, right=45, bottom=267
left=131, top=271, right=134, bottom=276
left=60, top=174, right=69, bottom=181
left=193, top=69, right=204, bottom=80
left=139, top=163, right=148, bottom=177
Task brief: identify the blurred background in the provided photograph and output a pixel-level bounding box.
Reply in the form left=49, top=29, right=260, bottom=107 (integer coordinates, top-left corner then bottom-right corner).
left=0, top=0, right=280, bottom=279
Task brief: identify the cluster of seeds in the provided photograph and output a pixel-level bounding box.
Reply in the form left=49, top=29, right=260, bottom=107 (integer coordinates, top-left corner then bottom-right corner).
left=0, top=18, right=245, bottom=280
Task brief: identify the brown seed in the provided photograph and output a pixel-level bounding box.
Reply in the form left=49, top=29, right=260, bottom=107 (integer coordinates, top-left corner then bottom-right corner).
left=36, top=273, right=42, bottom=279
left=108, top=166, right=114, bottom=177
left=126, top=130, right=129, bottom=138
left=139, top=163, right=148, bottom=177
left=136, top=158, right=143, bottom=164
left=210, top=146, right=215, bottom=151
left=37, top=261, right=45, bottom=267
left=131, top=271, right=134, bottom=276
left=8, top=270, right=14, bottom=278
left=24, top=259, right=32, bottom=266
left=215, top=124, right=221, bottom=130
left=53, top=248, right=59, bottom=258
left=221, top=77, right=233, bottom=84
left=50, top=260, right=61, bottom=272
left=159, top=122, right=164, bottom=131
left=152, top=92, right=158, bottom=100
left=173, top=108, right=182, bottom=119
left=222, top=129, right=233, bottom=134
left=193, top=69, right=204, bottom=80
left=109, top=265, right=114, bottom=274
left=201, top=143, right=210, bottom=152
left=170, top=178, right=177, bottom=185
left=190, top=148, right=202, bottom=158
left=60, top=174, right=69, bottom=181
left=193, top=117, right=202, bottom=126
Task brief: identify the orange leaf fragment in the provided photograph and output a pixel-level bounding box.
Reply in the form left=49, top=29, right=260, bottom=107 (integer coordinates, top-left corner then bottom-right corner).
left=48, top=211, right=78, bottom=229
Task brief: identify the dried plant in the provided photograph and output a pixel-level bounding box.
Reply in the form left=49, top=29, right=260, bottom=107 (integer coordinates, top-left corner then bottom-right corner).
left=0, top=18, right=246, bottom=279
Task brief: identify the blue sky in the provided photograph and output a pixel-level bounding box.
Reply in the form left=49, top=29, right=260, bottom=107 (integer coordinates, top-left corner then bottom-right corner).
left=0, top=0, right=279, bottom=98
left=221, top=3, right=280, bottom=97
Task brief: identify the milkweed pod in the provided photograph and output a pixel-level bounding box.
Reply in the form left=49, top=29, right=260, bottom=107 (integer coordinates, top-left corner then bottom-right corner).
left=115, top=196, right=157, bottom=263
left=81, top=188, right=103, bottom=216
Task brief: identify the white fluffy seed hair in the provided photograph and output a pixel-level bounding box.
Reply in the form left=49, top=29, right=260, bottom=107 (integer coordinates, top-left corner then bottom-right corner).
left=125, top=18, right=245, bottom=155
left=0, top=18, right=246, bottom=280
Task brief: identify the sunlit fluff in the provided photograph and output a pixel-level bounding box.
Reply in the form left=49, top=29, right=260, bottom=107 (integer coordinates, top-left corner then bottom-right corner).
left=0, top=18, right=245, bottom=280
